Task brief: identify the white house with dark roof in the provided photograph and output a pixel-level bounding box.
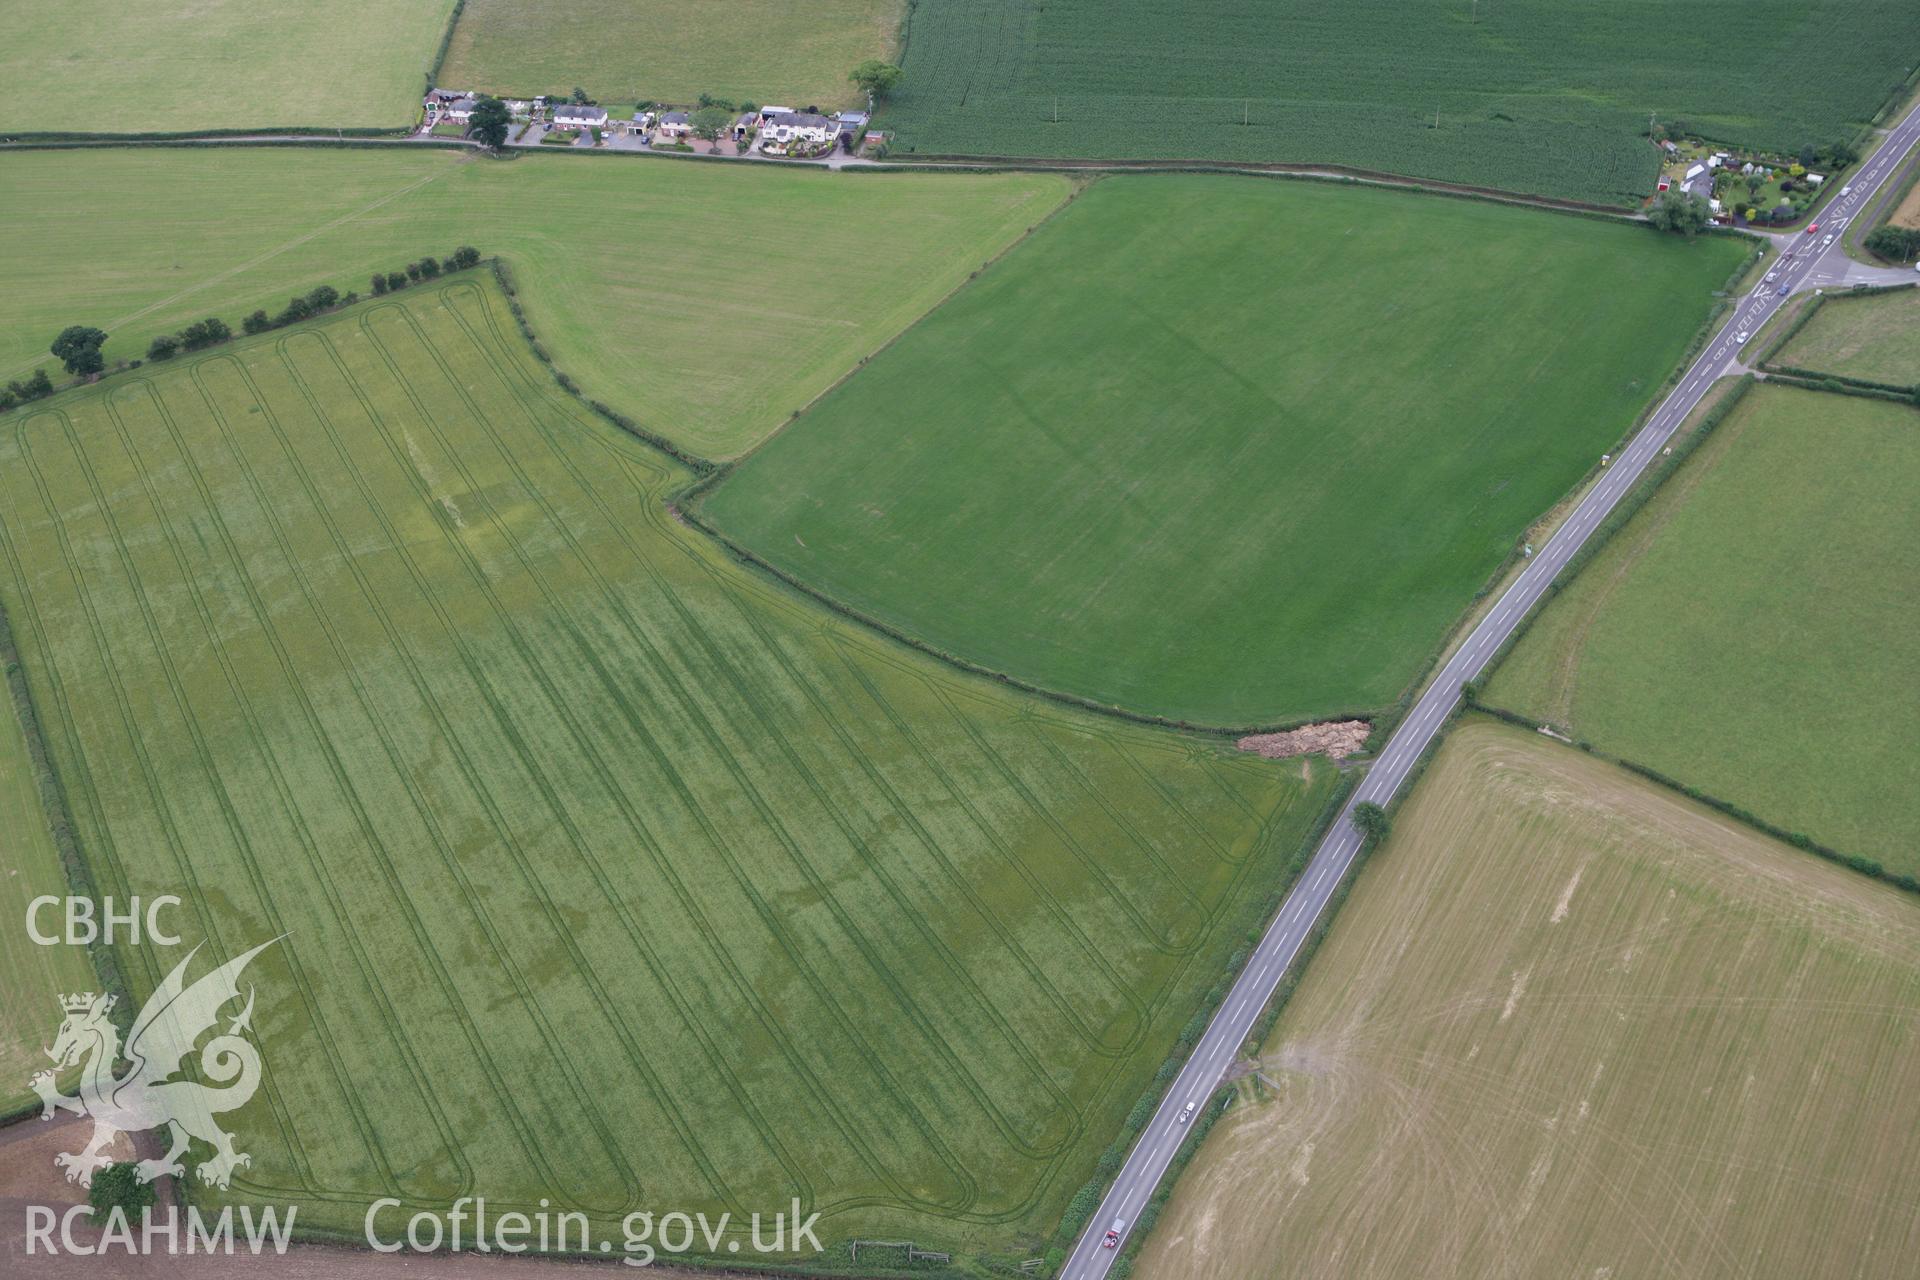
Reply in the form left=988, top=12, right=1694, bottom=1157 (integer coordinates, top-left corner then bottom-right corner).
left=553, top=104, right=608, bottom=130
left=443, top=96, right=478, bottom=121
left=760, top=110, right=835, bottom=149
left=657, top=110, right=692, bottom=139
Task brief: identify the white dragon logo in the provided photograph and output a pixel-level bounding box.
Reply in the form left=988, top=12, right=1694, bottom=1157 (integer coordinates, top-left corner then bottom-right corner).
left=31, top=938, right=279, bottom=1191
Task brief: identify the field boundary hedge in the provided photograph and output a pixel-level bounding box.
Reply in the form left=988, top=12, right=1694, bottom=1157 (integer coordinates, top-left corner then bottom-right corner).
left=487, top=261, right=719, bottom=474
left=1759, top=372, right=1916, bottom=403
left=1467, top=695, right=1920, bottom=898
left=425, top=0, right=468, bottom=95
left=847, top=155, right=1650, bottom=221
left=674, top=495, right=1375, bottom=738
left=1753, top=290, right=1828, bottom=364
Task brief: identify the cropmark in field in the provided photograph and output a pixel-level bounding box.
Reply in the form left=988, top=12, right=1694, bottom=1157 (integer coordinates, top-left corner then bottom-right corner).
left=701, top=175, right=1748, bottom=728
left=1137, top=718, right=1920, bottom=1280
left=1485, top=383, right=1920, bottom=879
left=0, top=276, right=1336, bottom=1257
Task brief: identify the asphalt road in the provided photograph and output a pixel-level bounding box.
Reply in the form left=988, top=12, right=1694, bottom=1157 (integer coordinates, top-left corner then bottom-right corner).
left=1061, top=96, right=1920, bottom=1280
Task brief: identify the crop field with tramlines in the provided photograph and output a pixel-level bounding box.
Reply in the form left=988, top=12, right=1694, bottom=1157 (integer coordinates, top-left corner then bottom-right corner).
left=882, top=0, right=1920, bottom=205
left=701, top=175, right=1747, bottom=728
left=0, top=276, right=1336, bottom=1254
left=1136, top=719, right=1920, bottom=1280
left=0, top=0, right=456, bottom=133
left=0, top=690, right=96, bottom=1117
left=1484, top=384, right=1920, bottom=879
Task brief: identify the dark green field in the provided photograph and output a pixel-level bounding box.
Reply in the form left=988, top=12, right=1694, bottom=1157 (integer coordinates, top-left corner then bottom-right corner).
left=1486, top=384, right=1920, bottom=877
left=701, top=175, right=1748, bottom=727
left=881, top=0, right=1920, bottom=205
left=0, top=276, right=1335, bottom=1253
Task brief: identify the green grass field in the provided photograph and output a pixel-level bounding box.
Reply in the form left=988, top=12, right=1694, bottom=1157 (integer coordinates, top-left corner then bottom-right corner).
left=1486, top=384, right=1920, bottom=876
left=1138, top=718, right=1920, bottom=1280
left=1774, top=286, right=1920, bottom=384
left=881, top=0, right=1920, bottom=206
left=0, top=0, right=456, bottom=133
left=700, top=175, right=1747, bottom=727
left=0, top=150, right=1065, bottom=458
left=437, top=0, right=901, bottom=111
left=0, top=683, right=97, bottom=1117
left=0, top=276, right=1336, bottom=1254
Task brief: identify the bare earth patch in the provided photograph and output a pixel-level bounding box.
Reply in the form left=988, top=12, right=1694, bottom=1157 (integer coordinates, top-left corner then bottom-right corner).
left=1237, top=720, right=1370, bottom=761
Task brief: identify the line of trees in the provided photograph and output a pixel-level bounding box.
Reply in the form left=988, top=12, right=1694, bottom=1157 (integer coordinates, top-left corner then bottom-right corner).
left=5, top=248, right=485, bottom=412
left=147, top=316, right=233, bottom=361
left=243, top=283, right=350, bottom=335
left=370, top=245, right=482, bottom=297
left=0, top=369, right=55, bottom=412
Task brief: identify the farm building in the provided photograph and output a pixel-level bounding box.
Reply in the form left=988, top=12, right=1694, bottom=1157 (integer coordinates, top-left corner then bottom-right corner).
left=554, top=104, right=608, bottom=130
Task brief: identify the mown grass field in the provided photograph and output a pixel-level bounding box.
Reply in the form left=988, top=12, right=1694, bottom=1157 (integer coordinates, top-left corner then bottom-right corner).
left=1775, top=287, right=1920, bottom=384
left=1486, top=384, right=1920, bottom=876
left=0, top=277, right=1336, bottom=1253
left=882, top=0, right=1920, bottom=206
left=1138, top=718, right=1920, bottom=1280
left=0, top=0, right=456, bottom=133
left=701, top=175, right=1747, bottom=727
left=438, top=0, right=900, bottom=111
left=0, top=688, right=96, bottom=1116
left=0, top=150, right=1066, bottom=458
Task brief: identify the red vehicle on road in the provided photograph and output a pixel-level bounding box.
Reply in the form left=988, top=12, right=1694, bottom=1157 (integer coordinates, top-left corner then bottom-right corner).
left=1805, top=222, right=1820, bottom=234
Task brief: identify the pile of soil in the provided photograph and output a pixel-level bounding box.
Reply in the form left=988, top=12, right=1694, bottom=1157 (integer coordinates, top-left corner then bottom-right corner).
left=1236, top=720, right=1370, bottom=761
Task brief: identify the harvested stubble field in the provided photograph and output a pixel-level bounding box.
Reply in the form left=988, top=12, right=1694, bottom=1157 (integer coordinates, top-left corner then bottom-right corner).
left=702, top=175, right=1746, bottom=727
left=881, top=0, right=1920, bottom=206
left=1773, top=286, right=1920, bottom=385
left=1486, top=384, right=1920, bottom=877
left=0, top=276, right=1337, bottom=1252
left=0, top=0, right=457, bottom=133
left=0, top=150, right=1066, bottom=458
left=437, top=0, right=900, bottom=113
left=1137, top=718, right=1920, bottom=1280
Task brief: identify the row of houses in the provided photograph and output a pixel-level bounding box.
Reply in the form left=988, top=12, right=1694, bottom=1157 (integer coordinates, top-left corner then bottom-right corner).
left=425, top=88, right=874, bottom=153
